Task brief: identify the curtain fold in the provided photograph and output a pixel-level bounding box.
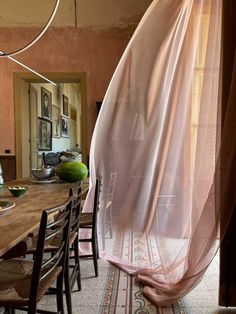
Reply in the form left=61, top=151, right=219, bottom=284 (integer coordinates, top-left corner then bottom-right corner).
left=83, top=0, right=235, bottom=305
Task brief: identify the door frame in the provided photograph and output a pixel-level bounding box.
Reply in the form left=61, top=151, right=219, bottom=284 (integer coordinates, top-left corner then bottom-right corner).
left=29, top=84, right=39, bottom=171
left=218, top=0, right=236, bottom=307
left=14, top=72, right=88, bottom=179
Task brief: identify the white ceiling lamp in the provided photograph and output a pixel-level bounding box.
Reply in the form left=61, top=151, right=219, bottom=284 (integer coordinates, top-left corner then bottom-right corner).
left=0, top=0, right=60, bottom=85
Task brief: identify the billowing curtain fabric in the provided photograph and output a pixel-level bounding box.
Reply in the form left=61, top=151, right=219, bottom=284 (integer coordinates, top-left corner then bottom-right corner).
left=83, top=0, right=230, bottom=306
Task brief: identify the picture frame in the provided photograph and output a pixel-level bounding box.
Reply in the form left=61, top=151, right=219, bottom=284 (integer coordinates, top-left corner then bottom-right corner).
left=41, top=87, right=52, bottom=120
left=38, top=117, right=52, bottom=151
left=70, top=106, right=77, bottom=121
left=62, top=95, right=69, bottom=116
left=52, top=105, right=61, bottom=138
left=61, top=116, right=69, bottom=138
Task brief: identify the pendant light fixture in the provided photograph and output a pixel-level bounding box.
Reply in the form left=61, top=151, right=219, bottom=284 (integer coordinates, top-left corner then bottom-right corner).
left=0, top=0, right=60, bottom=85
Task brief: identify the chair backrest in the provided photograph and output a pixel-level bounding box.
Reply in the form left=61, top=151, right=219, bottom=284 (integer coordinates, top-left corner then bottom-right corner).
left=69, top=183, right=82, bottom=234
left=29, top=197, right=72, bottom=308
left=78, top=177, right=101, bottom=233
left=105, top=172, right=117, bottom=209
left=43, top=152, right=61, bottom=166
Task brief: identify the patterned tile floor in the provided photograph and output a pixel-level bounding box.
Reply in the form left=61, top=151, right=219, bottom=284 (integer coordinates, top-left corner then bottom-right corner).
left=184, top=251, right=236, bottom=314
left=10, top=248, right=236, bottom=314
left=34, top=250, right=235, bottom=314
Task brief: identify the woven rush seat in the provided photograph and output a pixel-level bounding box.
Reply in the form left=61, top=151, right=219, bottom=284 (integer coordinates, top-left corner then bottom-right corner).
left=0, top=237, right=32, bottom=260
left=0, top=259, right=61, bottom=306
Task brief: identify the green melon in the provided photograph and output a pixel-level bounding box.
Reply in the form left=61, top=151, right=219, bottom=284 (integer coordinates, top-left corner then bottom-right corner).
left=57, top=161, right=88, bottom=182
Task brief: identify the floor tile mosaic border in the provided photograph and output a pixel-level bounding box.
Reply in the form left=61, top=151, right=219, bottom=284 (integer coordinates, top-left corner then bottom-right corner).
left=99, top=219, right=189, bottom=313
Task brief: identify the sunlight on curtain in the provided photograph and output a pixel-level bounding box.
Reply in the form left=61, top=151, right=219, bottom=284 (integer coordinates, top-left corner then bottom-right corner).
left=83, top=0, right=225, bottom=306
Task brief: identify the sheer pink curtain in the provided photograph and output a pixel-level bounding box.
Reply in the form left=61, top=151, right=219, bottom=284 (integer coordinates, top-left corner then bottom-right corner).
left=83, top=0, right=232, bottom=305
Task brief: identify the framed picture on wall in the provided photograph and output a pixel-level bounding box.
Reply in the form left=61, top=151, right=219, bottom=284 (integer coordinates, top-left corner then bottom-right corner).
left=61, top=116, right=70, bottom=137
left=70, top=106, right=77, bottom=121
left=52, top=105, right=61, bottom=138
left=62, top=95, right=69, bottom=116
left=41, top=87, right=52, bottom=120
left=61, top=116, right=69, bottom=138
left=38, top=117, right=52, bottom=151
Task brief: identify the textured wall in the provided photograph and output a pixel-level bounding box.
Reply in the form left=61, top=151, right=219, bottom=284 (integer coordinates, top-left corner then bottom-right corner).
left=0, top=0, right=152, bottom=27
left=0, top=26, right=135, bottom=154
left=0, top=0, right=152, bottom=155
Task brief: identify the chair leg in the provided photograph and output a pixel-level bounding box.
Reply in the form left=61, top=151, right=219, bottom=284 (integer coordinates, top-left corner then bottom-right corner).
left=28, top=294, right=37, bottom=314
left=74, top=239, right=81, bottom=291
left=64, top=257, right=72, bottom=314
left=96, top=233, right=99, bottom=260
left=57, top=272, right=65, bottom=314
left=92, top=235, right=98, bottom=277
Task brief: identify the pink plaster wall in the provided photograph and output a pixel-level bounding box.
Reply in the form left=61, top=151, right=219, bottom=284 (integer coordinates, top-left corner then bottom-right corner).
left=0, top=26, right=135, bottom=155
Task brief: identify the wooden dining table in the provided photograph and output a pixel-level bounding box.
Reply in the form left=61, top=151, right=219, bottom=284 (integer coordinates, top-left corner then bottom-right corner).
left=0, top=178, right=88, bottom=257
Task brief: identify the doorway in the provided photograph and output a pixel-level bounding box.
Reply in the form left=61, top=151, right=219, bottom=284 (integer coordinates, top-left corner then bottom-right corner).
left=14, top=72, right=87, bottom=179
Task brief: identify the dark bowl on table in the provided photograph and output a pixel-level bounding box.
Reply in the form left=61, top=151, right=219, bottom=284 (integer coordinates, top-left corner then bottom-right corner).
left=31, top=166, right=55, bottom=180
left=8, top=186, right=28, bottom=197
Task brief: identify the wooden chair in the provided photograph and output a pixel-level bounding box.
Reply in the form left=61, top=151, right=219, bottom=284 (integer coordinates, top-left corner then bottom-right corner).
left=0, top=198, right=72, bottom=314
left=100, top=172, right=117, bottom=250
left=42, top=152, right=61, bottom=167
left=63, top=186, right=82, bottom=314
left=79, top=177, right=101, bottom=277
left=26, top=186, right=82, bottom=314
